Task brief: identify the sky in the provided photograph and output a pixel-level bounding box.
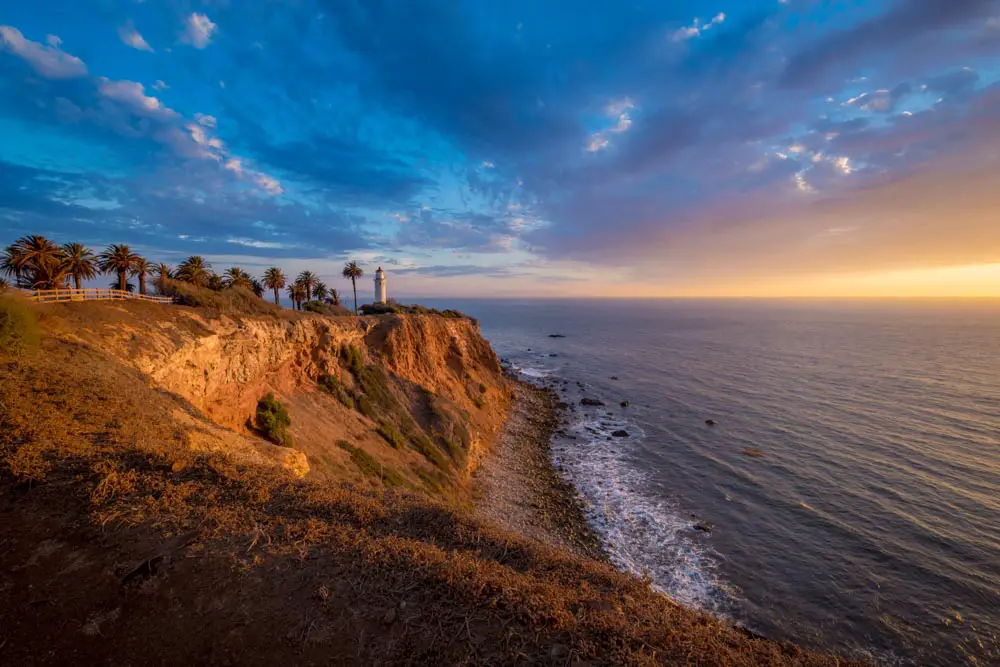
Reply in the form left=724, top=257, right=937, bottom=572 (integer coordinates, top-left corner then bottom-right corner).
left=1, top=0, right=1000, bottom=298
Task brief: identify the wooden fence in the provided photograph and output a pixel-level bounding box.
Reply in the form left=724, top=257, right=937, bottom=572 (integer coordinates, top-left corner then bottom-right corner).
left=23, top=288, right=174, bottom=304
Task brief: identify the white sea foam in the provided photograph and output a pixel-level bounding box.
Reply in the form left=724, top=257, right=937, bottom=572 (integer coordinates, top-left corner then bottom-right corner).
left=511, top=363, right=553, bottom=379
left=552, top=398, right=733, bottom=614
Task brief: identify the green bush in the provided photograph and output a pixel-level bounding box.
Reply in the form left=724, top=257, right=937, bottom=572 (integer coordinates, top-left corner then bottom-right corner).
left=356, top=394, right=377, bottom=420
left=473, top=395, right=486, bottom=410
left=254, top=392, right=291, bottom=446
left=160, top=279, right=279, bottom=317
left=409, top=434, right=450, bottom=470
left=340, top=344, right=364, bottom=376
left=0, top=295, right=40, bottom=354
left=317, top=373, right=353, bottom=408
left=335, top=440, right=406, bottom=487
left=376, top=422, right=406, bottom=449
left=303, top=300, right=352, bottom=316
left=478, top=382, right=487, bottom=394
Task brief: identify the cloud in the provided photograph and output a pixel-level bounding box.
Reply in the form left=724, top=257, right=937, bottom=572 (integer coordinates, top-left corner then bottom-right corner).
left=672, top=12, right=726, bottom=41
left=781, top=0, right=997, bottom=89
left=152, top=80, right=168, bottom=90
left=180, top=13, right=217, bottom=49
left=97, top=79, right=177, bottom=120
left=118, top=20, right=153, bottom=52
left=0, top=26, right=87, bottom=78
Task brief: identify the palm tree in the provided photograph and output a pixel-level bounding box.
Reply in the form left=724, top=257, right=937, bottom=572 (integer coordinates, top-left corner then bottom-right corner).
left=1, top=244, right=27, bottom=287
left=14, top=235, right=63, bottom=270
left=262, top=267, right=286, bottom=306
left=61, top=242, right=98, bottom=290
left=154, top=263, right=173, bottom=294
left=29, top=255, right=72, bottom=289
left=109, top=280, right=136, bottom=292
left=313, top=281, right=328, bottom=302
left=207, top=274, right=224, bottom=291
left=342, top=262, right=364, bottom=314
left=286, top=282, right=306, bottom=310
left=176, top=256, right=212, bottom=287
left=223, top=267, right=253, bottom=290
left=99, top=244, right=140, bottom=292
left=250, top=277, right=265, bottom=298
left=296, top=270, right=318, bottom=302
left=328, top=288, right=341, bottom=306
left=134, top=258, right=156, bottom=295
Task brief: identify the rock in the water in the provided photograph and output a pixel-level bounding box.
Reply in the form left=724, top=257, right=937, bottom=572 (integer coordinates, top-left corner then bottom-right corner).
left=742, top=448, right=765, bottom=458
left=693, top=522, right=713, bottom=534
left=548, top=333, right=567, bottom=338
left=549, top=353, right=559, bottom=357
left=705, top=419, right=716, bottom=426
left=610, top=376, right=619, bottom=380
left=580, top=397, right=605, bottom=406
left=620, top=400, right=630, bottom=408
left=612, top=430, right=629, bottom=438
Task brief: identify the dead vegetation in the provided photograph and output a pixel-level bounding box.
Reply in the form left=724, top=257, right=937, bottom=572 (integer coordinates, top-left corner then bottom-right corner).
left=0, top=301, right=862, bottom=666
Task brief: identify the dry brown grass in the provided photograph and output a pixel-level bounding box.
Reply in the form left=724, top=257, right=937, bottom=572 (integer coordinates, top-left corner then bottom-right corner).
left=0, top=301, right=864, bottom=666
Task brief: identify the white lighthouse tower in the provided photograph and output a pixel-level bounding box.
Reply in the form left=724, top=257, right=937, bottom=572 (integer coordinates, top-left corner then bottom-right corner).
left=374, top=267, right=387, bottom=304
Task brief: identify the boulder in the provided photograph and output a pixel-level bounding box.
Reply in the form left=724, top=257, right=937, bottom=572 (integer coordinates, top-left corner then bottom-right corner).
left=580, top=398, right=605, bottom=406
left=612, top=430, right=629, bottom=438
left=548, top=334, right=567, bottom=338
left=620, top=400, right=630, bottom=408
left=705, top=419, right=716, bottom=426
left=693, top=522, right=713, bottom=534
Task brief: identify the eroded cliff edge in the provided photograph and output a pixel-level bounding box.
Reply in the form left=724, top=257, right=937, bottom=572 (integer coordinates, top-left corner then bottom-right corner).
left=19, top=300, right=512, bottom=495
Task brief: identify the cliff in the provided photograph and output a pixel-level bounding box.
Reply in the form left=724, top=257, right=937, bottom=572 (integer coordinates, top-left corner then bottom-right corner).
left=27, top=300, right=511, bottom=494
left=0, top=296, right=856, bottom=666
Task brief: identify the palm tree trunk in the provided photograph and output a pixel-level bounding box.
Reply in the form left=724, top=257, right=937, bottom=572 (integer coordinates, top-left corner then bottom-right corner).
left=74, top=275, right=82, bottom=290
left=139, top=275, right=146, bottom=295
left=119, top=270, right=126, bottom=292
left=273, top=288, right=279, bottom=306
left=352, top=278, right=358, bottom=314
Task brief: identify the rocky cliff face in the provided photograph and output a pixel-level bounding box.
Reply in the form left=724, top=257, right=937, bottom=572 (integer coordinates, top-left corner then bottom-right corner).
left=38, top=302, right=511, bottom=492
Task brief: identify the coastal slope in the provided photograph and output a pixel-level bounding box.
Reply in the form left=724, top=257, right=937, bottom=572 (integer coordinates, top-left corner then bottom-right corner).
left=0, top=295, right=857, bottom=666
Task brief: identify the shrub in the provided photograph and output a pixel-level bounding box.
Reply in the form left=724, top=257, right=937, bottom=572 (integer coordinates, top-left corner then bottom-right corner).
left=473, top=396, right=486, bottom=410
left=254, top=393, right=291, bottom=446
left=415, top=468, right=446, bottom=494
left=356, top=394, right=377, bottom=420
left=160, top=279, right=280, bottom=317
left=335, top=440, right=407, bottom=487
left=409, top=434, right=450, bottom=470
left=340, top=344, right=364, bottom=376
left=317, top=373, right=353, bottom=408
left=376, top=422, right=405, bottom=449
left=478, top=382, right=487, bottom=394
left=303, top=300, right=352, bottom=316
left=0, top=295, right=40, bottom=354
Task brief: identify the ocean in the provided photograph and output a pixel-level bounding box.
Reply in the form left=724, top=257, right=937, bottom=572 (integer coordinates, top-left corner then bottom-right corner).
left=420, top=298, right=1000, bottom=666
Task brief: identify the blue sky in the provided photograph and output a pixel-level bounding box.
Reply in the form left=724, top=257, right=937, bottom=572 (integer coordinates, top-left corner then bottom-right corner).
left=2, top=1, right=1000, bottom=297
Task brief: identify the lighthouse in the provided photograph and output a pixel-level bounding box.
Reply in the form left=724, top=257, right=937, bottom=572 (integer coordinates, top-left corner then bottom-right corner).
left=374, top=267, right=387, bottom=304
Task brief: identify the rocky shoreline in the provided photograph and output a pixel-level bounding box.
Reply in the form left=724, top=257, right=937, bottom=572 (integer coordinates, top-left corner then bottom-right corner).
left=473, top=380, right=605, bottom=561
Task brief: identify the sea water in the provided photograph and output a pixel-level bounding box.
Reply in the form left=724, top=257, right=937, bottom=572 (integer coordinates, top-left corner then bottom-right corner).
left=419, top=298, right=1000, bottom=666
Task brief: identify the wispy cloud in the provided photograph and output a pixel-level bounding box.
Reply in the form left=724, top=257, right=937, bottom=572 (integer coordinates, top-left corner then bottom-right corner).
left=118, top=20, right=153, bottom=52
left=0, top=26, right=87, bottom=78
left=180, top=13, right=216, bottom=49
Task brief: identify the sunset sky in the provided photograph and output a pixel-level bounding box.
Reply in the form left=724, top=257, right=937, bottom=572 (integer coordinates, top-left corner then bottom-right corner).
left=2, top=1, right=999, bottom=298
